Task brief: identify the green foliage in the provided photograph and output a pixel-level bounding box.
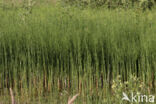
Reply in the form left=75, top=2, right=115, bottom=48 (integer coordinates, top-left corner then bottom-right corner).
left=140, top=0, right=155, bottom=10
left=63, top=0, right=155, bottom=9
left=0, top=4, right=156, bottom=104
left=111, top=75, right=148, bottom=103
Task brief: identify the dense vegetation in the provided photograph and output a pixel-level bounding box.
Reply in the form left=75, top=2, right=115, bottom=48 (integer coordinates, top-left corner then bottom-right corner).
left=0, top=0, right=156, bottom=104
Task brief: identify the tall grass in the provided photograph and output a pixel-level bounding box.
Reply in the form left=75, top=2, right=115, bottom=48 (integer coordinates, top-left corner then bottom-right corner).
left=0, top=4, right=156, bottom=103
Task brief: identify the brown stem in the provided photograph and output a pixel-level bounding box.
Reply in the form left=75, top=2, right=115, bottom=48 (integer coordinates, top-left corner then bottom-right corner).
left=10, top=88, right=15, bottom=104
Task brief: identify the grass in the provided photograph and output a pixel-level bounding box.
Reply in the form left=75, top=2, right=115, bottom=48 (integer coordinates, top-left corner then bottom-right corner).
left=0, top=2, right=156, bottom=104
